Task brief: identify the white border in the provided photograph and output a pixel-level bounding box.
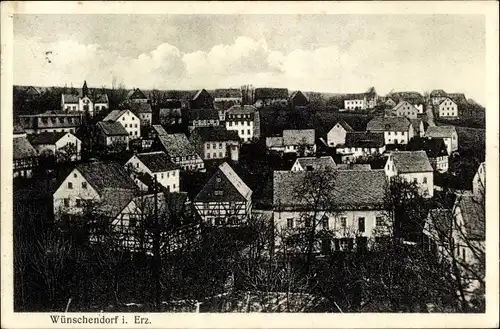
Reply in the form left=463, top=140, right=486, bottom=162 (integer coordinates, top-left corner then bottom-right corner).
left=1, top=1, right=499, bottom=328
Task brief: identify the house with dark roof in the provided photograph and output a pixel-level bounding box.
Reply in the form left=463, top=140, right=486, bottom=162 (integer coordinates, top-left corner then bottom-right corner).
left=289, top=90, right=309, bottom=109
left=438, top=97, right=459, bottom=118
left=384, top=97, right=397, bottom=107
left=343, top=89, right=378, bottom=110
left=326, top=120, right=354, bottom=147
left=31, top=131, right=81, bottom=161
left=366, top=116, right=414, bottom=145
left=61, top=81, right=109, bottom=114
left=407, top=137, right=449, bottom=173
left=391, top=101, right=419, bottom=119
left=267, top=129, right=316, bottom=155
left=336, top=132, right=386, bottom=160
left=151, top=133, right=205, bottom=171
left=194, top=162, right=252, bottom=226
left=387, top=92, right=424, bottom=112
left=111, top=191, right=200, bottom=253
left=430, top=89, right=448, bottom=105
left=125, top=151, right=180, bottom=192
left=254, top=88, right=289, bottom=108
left=157, top=101, right=183, bottom=126
left=53, top=161, right=137, bottom=221
left=425, top=125, right=458, bottom=155
left=127, top=88, right=149, bottom=103
left=189, top=126, right=240, bottom=162
left=384, top=150, right=434, bottom=197
left=96, top=121, right=130, bottom=151
left=409, top=118, right=425, bottom=138
left=13, top=131, right=38, bottom=178
left=186, top=108, right=221, bottom=133
left=213, top=88, right=242, bottom=103
left=273, top=169, right=389, bottom=252
left=424, top=191, right=484, bottom=296
left=19, top=111, right=83, bottom=134
left=290, top=156, right=336, bottom=172
left=120, top=100, right=153, bottom=126
left=103, top=109, right=141, bottom=139
left=225, top=105, right=260, bottom=142
left=25, top=86, right=41, bottom=100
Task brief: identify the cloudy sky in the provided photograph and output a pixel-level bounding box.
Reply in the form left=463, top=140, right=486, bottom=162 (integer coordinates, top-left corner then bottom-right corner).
left=14, top=14, right=485, bottom=103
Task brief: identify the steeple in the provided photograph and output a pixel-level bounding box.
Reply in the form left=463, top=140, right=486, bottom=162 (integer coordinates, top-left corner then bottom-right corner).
left=82, top=80, right=89, bottom=97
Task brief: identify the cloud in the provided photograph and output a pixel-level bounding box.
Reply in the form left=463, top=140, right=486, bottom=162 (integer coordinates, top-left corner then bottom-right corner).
left=13, top=35, right=485, bottom=104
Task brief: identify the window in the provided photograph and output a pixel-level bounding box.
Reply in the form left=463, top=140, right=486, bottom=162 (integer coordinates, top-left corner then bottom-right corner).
left=213, top=152, right=217, bottom=158
left=124, top=124, right=128, bottom=128
left=207, top=153, right=211, bottom=159
left=423, top=177, right=427, bottom=184
left=129, top=217, right=137, bottom=228
left=173, top=184, right=176, bottom=189
left=63, top=198, right=70, bottom=207
left=376, top=216, right=384, bottom=226
left=172, top=171, right=175, bottom=177
left=73, top=173, right=77, bottom=178
left=358, top=217, right=365, bottom=233
left=219, top=143, right=222, bottom=149
left=340, top=217, right=347, bottom=228
left=135, top=124, right=138, bottom=128
left=82, top=182, right=87, bottom=189
left=287, top=218, right=294, bottom=228
left=213, top=143, right=217, bottom=149
left=413, top=178, right=418, bottom=183
left=136, top=162, right=139, bottom=168
left=216, top=177, right=221, bottom=183
left=229, top=122, right=232, bottom=127
left=132, top=117, right=135, bottom=120
left=322, top=216, right=329, bottom=229
left=207, top=143, right=210, bottom=149
left=241, top=130, right=244, bottom=135
left=161, top=173, right=164, bottom=179
left=67, top=182, right=73, bottom=189
left=247, top=129, right=251, bottom=135
left=214, top=190, right=223, bottom=196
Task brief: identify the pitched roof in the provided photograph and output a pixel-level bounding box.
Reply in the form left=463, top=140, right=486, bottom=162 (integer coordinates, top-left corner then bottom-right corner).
left=254, top=88, right=289, bottom=100
left=194, top=162, right=252, bottom=202
left=155, top=133, right=200, bottom=158
left=152, top=125, right=169, bottom=136
left=456, top=195, right=484, bottom=240
left=390, top=151, right=433, bottom=173
left=93, top=93, right=109, bottom=103
left=31, top=131, right=70, bottom=145
left=438, top=97, right=457, bottom=106
left=13, top=136, right=37, bottom=160
left=227, top=104, right=257, bottom=115
left=425, top=125, right=457, bottom=139
left=74, top=161, right=137, bottom=194
left=366, top=116, right=411, bottom=132
left=187, top=108, right=220, bottom=121
left=62, top=94, right=80, bottom=104
left=266, top=136, right=284, bottom=148
left=343, top=132, right=385, bottom=148
left=409, top=118, right=424, bottom=134
left=25, top=86, right=41, bottom=95
left=128, top=192, right=189, bottom=220
left=191, top=126, right=240, bottom=142
left=407, top=137, right=448, bottom=158
left=344, top=93, right=366, bottom=100
left=128, top=88, right=148, bottom=100
left=447, top=93, right=467, bottom=104
left=135, top=152, right=178, bottom=172
left=163, top=90, right=198, bottom=100
left=295, top=156, right=336, bottom=171
left=393, top=100, right=418, bottom=113
left=213, top=88, right=242, bottom=99
left=389, top=92, right=424, bottom=104
left=103, top=109, right=128, bottom=122
left=430, top=90, right=447, bottom=97
left=289, top=90, right=309, bottom=101
left=98, top=188, right=137, bottom=219
left=273, top=169, right=387, bottom=209
left=337, top=163, right=372, bottom=170
left=13, top=122, right=25, bottom=134
left=62, top=92, right=108, bottom=104
left=335, top=119, right=354, bottom=132
left=97, top=121, right=129, bottom=136
left=426, top=209, right=453, bottom=240
left=282, top=129, right=315, bottom=146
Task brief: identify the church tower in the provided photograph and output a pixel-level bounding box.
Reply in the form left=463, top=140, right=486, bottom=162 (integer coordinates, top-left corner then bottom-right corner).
left=82, top=80, right=89, bottom=97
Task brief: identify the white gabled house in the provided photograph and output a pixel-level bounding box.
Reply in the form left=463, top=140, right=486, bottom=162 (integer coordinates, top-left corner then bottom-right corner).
left=103, top=109, right=141, bottom=139
left=425, top=125, right=458, bottom=155
left=53, top=161, right=137, bottom=221
left=31, top=131, right=81, bottom=161
left=366, top=116, right=414, bottom=145
left=290, top=156, right=336, bottom=172
left=326, top=120, right=354, bottom=147
left=125, top=151, right=180, bottom=192
left=438, top=97, right=458, bottom=118
left=384, top=150, right=434, bottom=197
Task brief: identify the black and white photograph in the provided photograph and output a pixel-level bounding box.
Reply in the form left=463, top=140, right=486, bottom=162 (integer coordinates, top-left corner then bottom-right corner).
left=1, top=1, right=498, bottom=328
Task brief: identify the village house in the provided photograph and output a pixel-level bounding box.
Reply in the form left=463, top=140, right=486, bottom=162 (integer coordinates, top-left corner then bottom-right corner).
left=110, top=191, right=200, bottom=254
left=18, top=111, right=83, bottom=135
left=212, top=88, right=243, bottom=104
left=61, top=81, right=109, bottom=115
left=151, top=133, right=205, bottom=171
left=336, top=132, right=386, bottom=159
left=407, top=137, right=449, bottom=173
left=409, top=118, right=425, bottom=137
left=384, top=97, right=397, bottom=108
left=289, top=90, right=309, bottom=109
left=96, top=121, right=130, bottom=151
left=391, top=101, right=419, bottom=119
left=141, top=124, right=168, bottom=150
left=125, top=151, right=180, bottom=192
left=31, top=131, right=81, bottom=161
left=24, top=86, right=41, bottom=100
left=423, top=192, right=484, bottom=298
left=430, top=89, right=448, bottom=105
left=387, top=92, right=425, bottom=113
left=189, top=126, right=240, bottom=162
left=225, top=105, right=260, bottom=142
left=53, top=161, right=137, bottom=221
left=438, top=97, right=459, bottom=118
left=425, top=125, right=458, bottom=155
left=267, top=129, right=316, bottom=155
left=164, top=89, right=213, bottom=110
left=157, top=101, right=183, bottom=126
left=326, top=120, right=354, bottom=147
left=366, top=116, right=414, bottom=145
left=290, top=156, right=336, bottom=172
left=384, top=150, right=434, bottom=197
left=127, top=88, right=150, bottom=103
left=103, top=109, right=141, bottom=139
left=194, top=162, right=252, bottom=226
left=253, top=88, right=289, bottom=108
left=186, top=108, right=221, bottom=133
left=120, top=100, right=153, bottom=127
left=344, top=90, right=378, bottom=110
left=472, top=162, right=485, bottom=201
left=273, top=169, right=389, bottom=253
left=13, top=124, right=38, bottom=178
